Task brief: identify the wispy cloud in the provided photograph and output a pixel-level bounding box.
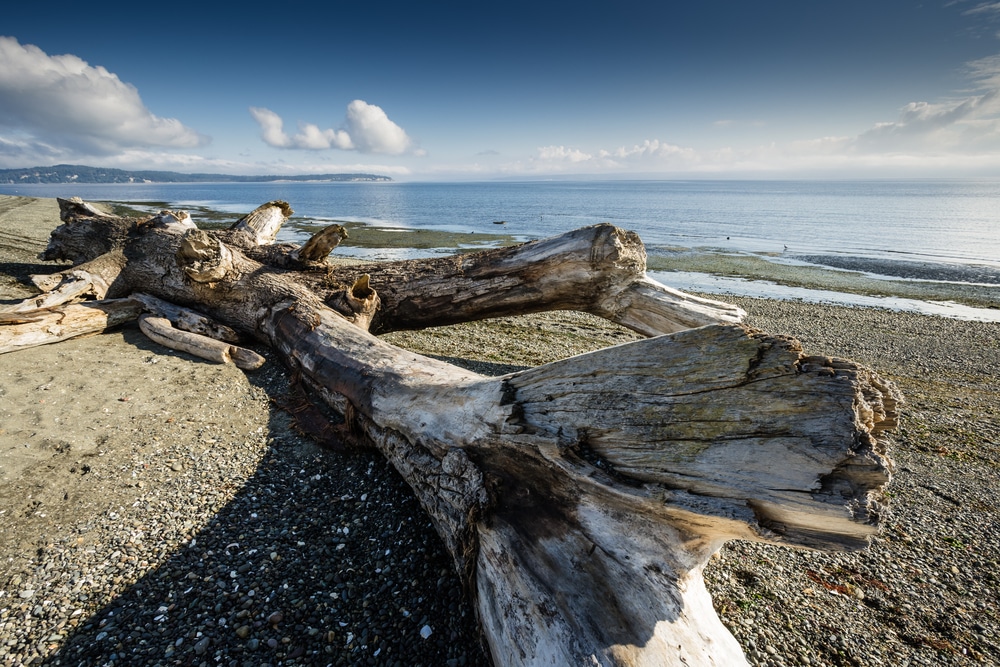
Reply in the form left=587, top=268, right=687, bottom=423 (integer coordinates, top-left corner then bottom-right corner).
left=0, top=36, right=207, bottom=157
left=250, top=101, right=418, bottom=155
left=962, top=1, right=1000, bottom=17
left=516, top=140, right=702, bottom=174
left=847, top=54, right=1000, bottom=155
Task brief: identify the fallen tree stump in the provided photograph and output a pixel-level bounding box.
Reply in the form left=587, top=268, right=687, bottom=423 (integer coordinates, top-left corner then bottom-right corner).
left=0, top=198, right=899, bottom=666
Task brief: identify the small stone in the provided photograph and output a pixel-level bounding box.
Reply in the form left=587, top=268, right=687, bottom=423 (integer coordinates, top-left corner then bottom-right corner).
left=18, top=590, right=34, bottom=599
left=193, top=637, right=210, bottom=655
left=267, top=611, right=283, bottom=626
left=235, top=625, right=250, bottom=639
left=420, top=624, right=433, bottom=639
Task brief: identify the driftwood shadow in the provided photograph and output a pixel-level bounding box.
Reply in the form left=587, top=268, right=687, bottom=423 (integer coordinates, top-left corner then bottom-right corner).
left=0, top=260, right=69, bottom=285
left=45, top=342, right=491, bottom=667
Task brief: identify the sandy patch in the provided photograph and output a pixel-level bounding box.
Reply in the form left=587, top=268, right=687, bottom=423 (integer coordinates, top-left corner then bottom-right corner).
left=0, top=195, right=274, bottom=578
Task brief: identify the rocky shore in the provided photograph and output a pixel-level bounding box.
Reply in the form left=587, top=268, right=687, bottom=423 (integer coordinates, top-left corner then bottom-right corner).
left=1, top=195, right=998, bottom=666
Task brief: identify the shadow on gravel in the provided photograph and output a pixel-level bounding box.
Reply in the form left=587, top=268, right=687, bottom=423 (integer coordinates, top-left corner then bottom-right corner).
left=45, top=344, right=492, bottom=667
left=0, top=261, right=70, bottom=285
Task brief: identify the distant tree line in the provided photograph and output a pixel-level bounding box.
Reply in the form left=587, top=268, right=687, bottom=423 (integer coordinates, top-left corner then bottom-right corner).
left=0, top=164, right=392, bottom=184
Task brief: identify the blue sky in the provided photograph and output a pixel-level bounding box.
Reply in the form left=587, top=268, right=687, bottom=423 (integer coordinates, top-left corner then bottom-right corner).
left=2, top=1, right=1000, bottom=180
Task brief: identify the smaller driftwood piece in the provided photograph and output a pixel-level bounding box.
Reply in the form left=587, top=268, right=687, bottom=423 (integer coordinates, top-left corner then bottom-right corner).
left=0, top=197, right=899, bottom=667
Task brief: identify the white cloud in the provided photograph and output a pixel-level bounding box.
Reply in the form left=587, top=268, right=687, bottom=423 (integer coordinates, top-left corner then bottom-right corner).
left=0, top=36, right=207, bottom=155
left=522, top=140, right=703, bottom=174
left=963, top=2, right=1000, bottom=17
left=247, top=107, right=292, bottom=149
left=603, top=139, right=698, bottom=162
left=537, top=145, right=593, bottom=162
left=250, top=100, right=415, bottom=155
left=848, top=57, right=1000, bottom=156
left=857, top=94, right=1000, bottom=146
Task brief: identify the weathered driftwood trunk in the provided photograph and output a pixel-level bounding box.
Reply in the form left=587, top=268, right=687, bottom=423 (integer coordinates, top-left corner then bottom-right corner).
left=0, top=199, right=899, bottom=667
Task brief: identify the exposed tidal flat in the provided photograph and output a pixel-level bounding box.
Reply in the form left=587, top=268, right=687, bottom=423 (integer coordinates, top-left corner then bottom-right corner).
left=0, top=194, right=999, bottom=666
left=646, top=247, right=1000, bottom=314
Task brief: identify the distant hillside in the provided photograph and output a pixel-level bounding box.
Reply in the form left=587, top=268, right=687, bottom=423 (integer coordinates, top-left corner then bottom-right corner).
left=0, top=164, right=392, bottom=184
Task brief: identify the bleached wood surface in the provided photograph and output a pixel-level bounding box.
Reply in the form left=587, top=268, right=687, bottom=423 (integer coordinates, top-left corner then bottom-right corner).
left=0, top=299, right=142, bottom=354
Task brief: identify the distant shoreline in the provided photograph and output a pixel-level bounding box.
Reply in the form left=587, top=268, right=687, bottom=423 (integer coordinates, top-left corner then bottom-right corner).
left=0, top=163, right=392, bottom=185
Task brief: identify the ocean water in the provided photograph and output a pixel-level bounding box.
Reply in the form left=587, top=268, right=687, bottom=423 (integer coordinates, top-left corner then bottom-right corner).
left=4, top=179, right=999, bottom=268
left=3, top=180, right=999, bottom=320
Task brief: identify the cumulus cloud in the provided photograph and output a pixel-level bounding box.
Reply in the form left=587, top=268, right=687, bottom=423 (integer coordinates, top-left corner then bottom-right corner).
left=601, top=139, right=698, bottom=162
left=537, top=145, right=593, bottom=162
left=250, top=100, right=415, bottom=155
left=0, top=36, right=207, bottom=156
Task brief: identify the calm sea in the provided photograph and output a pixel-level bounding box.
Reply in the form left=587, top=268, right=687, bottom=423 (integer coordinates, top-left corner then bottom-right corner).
left=4, top=179, right=999, bottom=270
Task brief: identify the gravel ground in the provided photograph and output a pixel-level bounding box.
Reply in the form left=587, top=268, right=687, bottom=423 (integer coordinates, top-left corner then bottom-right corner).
left=1, top=195, right=999, bottom=666
left=1, top=330, right=486, bottom=667
left=704, top=298, right=1000, bottom=667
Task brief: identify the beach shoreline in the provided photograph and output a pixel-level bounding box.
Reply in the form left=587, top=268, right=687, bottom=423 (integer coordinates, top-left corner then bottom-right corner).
left=1, top=195, right=998, bottom=666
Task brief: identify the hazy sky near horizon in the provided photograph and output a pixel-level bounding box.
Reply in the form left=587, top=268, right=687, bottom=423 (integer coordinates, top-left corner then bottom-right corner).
left=3, top=1, right=1000, bottom=180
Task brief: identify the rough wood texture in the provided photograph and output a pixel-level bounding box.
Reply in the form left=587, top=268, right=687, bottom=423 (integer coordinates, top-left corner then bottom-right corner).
left=0, top=271, right=97, bottom=313
left=229, top=200, right=293, bottom=245
left=301, top=224, right=747, bottom=336
left=0, top=299, right=142, bottom=353
left=264, top=295, right=895, bottom=667
left=1, top=200, right=900, bottom=667
left=131, top=292, right=241, bottom=343
left=138, top=314, right=264, bottom=370
left=294, top=223, right=348, bottom=262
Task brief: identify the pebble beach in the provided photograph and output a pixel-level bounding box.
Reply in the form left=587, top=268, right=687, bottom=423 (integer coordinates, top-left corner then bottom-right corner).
left=1, top=195, right=999, bottom=666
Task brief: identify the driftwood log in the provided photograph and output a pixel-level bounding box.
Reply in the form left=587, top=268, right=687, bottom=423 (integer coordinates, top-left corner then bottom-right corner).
left=0, top=198, right=899, bottom=667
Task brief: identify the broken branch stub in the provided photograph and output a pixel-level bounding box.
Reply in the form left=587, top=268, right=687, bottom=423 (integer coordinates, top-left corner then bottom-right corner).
left=294, top=223, right=348, bottom=262
left=229, top=200, right=293, bottom=245
left=177, top=230, right=234, bottom=283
